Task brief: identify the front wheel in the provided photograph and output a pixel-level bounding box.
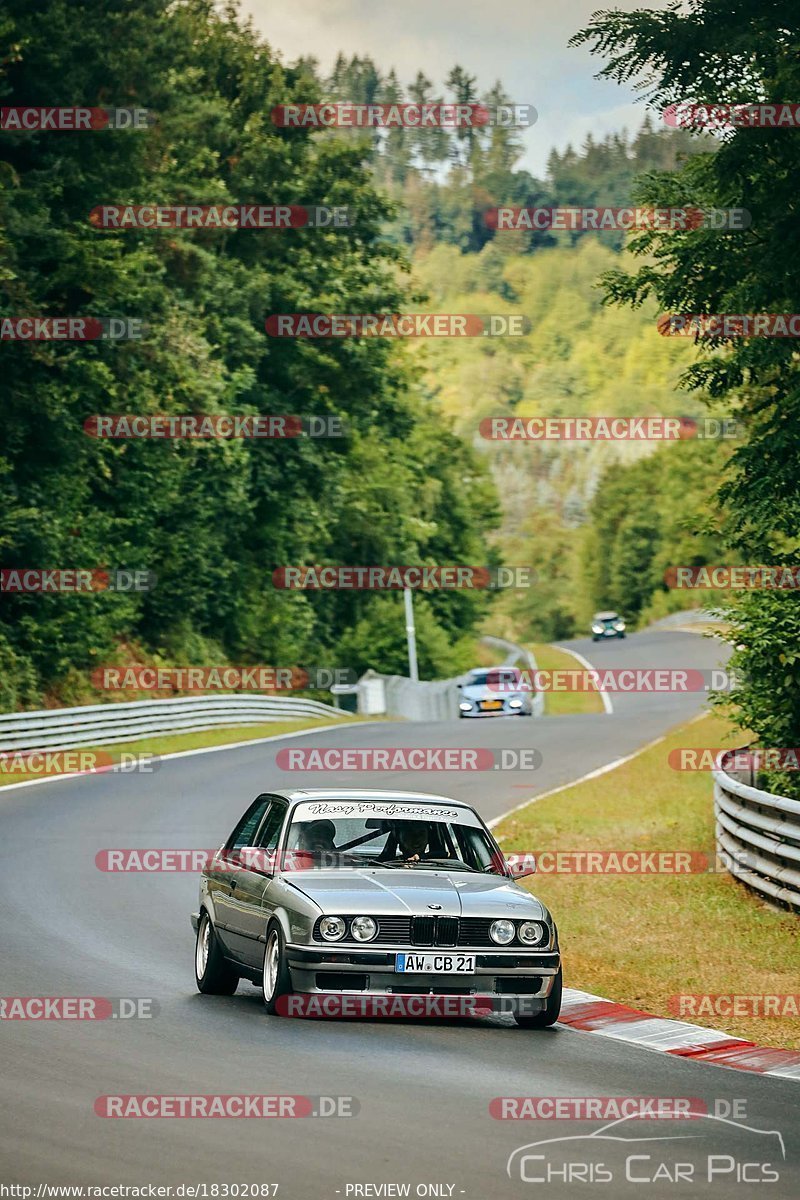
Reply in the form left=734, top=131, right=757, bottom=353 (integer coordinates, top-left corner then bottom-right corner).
left=514, top=967, right=562, bottom=1028
left=195, top=911, right=239, bottom=995
left=261, top=920, right=292, bottom=1014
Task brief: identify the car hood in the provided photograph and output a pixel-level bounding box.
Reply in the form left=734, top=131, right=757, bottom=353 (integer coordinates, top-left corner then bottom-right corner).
left=285, top=869, right=545, bottom=919
left=461, top=684, right=521, bottom=700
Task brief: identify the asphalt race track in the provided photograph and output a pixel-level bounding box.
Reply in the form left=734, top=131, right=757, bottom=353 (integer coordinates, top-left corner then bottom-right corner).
left=2, top=630, right=798, bottom=1197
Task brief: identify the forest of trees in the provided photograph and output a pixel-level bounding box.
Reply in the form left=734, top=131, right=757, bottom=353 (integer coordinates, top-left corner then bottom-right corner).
left=1, top=0, right=711, bottom=708
left=0, top=0, right=502, bottom=708
left=4, top=0, right=799, bottom=794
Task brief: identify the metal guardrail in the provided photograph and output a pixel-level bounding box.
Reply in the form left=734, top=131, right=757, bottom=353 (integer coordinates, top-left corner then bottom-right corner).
left=357, top=636, right=544, bottom=722
left=0, top=634, right=542, bottom=751
left=0, top=694, right=346, bottom=754
left=712, top=750, right=800, bottom=912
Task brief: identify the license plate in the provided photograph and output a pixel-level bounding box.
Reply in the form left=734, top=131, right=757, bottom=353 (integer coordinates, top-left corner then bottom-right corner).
left=395, top=953, right=476, bottom=974
left=480, top=700, right=502, bottom=710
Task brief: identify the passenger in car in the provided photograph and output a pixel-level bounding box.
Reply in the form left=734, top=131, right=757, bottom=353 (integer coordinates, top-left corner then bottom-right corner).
left=298, top=819, right=337, bottom=852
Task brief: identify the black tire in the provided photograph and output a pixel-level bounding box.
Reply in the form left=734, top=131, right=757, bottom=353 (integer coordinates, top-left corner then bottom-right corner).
left=261, top=920, right=292, bottom=1015
left=195, top=911, right=239, bottom=995
left=514, top=967, right=562, bottom=1028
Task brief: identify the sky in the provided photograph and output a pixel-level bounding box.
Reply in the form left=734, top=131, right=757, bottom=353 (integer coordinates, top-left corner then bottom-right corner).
left=239, top=0, right=669, bottom=176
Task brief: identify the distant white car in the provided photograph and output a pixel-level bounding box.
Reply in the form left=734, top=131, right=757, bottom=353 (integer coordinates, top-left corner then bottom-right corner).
left=457, top=666, right=534, bottom=718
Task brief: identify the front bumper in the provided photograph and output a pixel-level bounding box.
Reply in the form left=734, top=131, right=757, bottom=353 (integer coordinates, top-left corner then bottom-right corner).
left=285, top=944, right=560, bottom=1005
left=459, top=704, right=531, bottom=718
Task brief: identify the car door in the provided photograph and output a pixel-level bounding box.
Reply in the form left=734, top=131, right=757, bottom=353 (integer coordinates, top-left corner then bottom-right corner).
left=210, top=794, right=274, bottom=957
left=223, top=798, right=288, bottom=968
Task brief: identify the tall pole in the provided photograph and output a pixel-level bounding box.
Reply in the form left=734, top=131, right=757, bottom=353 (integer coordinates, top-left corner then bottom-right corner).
left=403, top=586, right=419, bottom=682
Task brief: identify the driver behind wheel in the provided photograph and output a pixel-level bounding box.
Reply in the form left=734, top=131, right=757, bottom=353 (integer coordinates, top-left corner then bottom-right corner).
left=297, top=819, right=337, bottom=853
left=286, top=818, right=338, bottom=869
left=396, top=820, right=431, bottom=864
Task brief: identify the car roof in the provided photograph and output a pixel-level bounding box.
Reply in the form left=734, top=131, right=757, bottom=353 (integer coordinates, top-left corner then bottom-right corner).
left=594, top=611, right=619, bottom=619
left=467, top=665, right=518, bottom=675
left=269, top=788, right=476, bottom=810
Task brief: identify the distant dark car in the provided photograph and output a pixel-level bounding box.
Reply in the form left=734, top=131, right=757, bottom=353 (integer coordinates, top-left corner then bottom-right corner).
left=192, top=788, right=561, bottom=1027
left=591, top=611, right=626, bottom=641
left=457, top=666, right=534, bottom=718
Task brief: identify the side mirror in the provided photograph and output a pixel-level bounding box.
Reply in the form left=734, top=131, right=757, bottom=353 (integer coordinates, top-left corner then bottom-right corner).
left=456, top=682, right=463, bottom=690
left=238, top=847, right=276, bottom=875
left=505, top=852, right=536, bottom=880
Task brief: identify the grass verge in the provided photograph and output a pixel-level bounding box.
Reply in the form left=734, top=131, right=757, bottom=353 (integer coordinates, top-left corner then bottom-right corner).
left=495, top=710, right=800, bottom=1048
left=0, top=714, right=367, bottom=788
left=531, top=643, right=605, bottom=716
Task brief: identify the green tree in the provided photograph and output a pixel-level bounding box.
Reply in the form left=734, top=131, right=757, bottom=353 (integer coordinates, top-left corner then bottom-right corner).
left=573, top=0, right=800, bottom=770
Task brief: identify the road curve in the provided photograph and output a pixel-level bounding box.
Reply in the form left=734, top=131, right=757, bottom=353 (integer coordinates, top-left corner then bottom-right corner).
left=2, top=630, right=798, bottom=1196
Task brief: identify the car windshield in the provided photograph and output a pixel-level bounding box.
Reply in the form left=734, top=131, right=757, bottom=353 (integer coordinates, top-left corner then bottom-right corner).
left=468, top=669, right=518, bottom=687
left=282, top=801, right=505, bottom=873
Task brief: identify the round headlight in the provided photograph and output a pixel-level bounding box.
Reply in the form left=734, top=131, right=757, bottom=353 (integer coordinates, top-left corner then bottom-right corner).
left=518, top=920, right=547, bottom=946
left=350, top=915, right=377, bottom=942
left=459, top=701, right=472, bottom=712
left=489, top=919, right=516, bottom=945
left=508, top=698, right=523, bottom=708
left=591, top=624, right=603, bottom=634
left=319, top=916, right=346, bottom=941
left=614, top=621, right=626, bottom=631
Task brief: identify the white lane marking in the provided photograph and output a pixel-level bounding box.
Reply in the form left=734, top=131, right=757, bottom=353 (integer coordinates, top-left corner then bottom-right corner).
left=0, top=720, right=387, bottom=796
left=556, top=643, right=614, bottom=714
left=487, top=711, right=707, bottom=829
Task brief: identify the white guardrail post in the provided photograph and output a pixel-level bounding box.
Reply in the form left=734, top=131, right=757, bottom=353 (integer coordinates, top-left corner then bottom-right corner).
left=0, top=694, right=346, bottom=755
left=712, top=750, right=800, bottom=912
